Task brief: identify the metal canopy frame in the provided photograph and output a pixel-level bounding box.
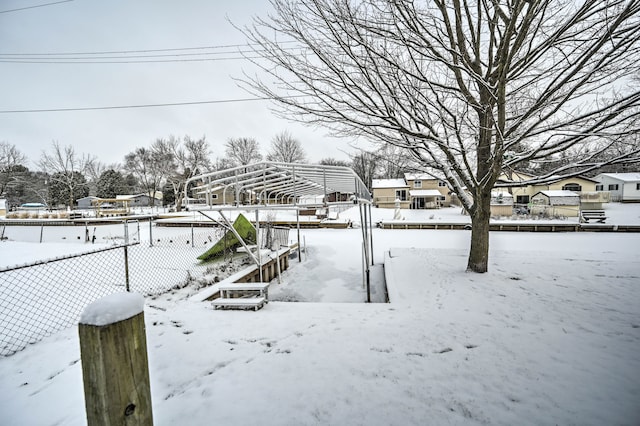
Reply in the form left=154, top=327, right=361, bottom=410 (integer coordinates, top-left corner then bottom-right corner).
left=184, top=162, right=376, bottom=302
left=185, top=161, right=372, bottom=206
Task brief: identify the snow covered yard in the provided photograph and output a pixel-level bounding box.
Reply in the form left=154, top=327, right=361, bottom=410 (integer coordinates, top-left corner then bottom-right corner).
left=1, top=221, right=639, bottom=425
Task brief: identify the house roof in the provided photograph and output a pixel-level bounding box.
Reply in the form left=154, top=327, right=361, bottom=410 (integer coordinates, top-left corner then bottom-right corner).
left=409, top=189, right=442, bottom=197
left=597, top=173, right=640, bottom=182
left=372, top=178, right=408, bottom=189
left=403, top=173, right=434, bottom=181
left=535, top=190, right=580, bottom=198
left=547, top=175, right=599, bottom=184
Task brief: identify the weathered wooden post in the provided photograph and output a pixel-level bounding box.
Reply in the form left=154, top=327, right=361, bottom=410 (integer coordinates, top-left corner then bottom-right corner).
left=78, top=293, right=153, bottom=426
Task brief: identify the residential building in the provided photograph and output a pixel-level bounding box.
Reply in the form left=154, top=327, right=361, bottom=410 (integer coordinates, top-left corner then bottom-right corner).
left=372, top=174, right=450, bottom=209
left=498, top=172, right=607, bottom=208
left=595, top=173, right=640, bottom=202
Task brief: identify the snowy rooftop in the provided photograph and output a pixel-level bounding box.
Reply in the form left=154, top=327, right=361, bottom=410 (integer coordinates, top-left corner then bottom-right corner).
left=536, top=190, right=580, bottom=197
left=372, top=178, right=408, bottom=189
left=598, top=172, right=640, bottom=182
left=409, top=189, right=442, bottom=197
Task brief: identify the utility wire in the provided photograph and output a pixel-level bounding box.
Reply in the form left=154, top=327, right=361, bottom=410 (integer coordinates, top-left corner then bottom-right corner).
left=0, top=47, right=303, bottom=64
left=0, top=41, right=298, bottom=56
left=0, top=0, right=73, bottom=14
left=0, top=96, right=305, bottom=114
left=0, top=47, right=299, bottom=59
left=0, top=56, right=274, bottom=64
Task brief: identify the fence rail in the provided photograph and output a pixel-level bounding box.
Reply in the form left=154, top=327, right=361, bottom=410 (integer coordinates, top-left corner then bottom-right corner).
left=0, top=225, right=227, bottom=356
left=0, top=219, right=292, bottom=357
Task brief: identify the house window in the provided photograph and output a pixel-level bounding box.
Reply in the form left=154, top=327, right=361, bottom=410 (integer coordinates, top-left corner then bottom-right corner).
left=595, top=185, right=603, bottom=191
left=438, top=181, right=447, bottom=187
left=562, top=183, right=582, bottom=192
left=637, top=183, right=640, bottom=190
left=211, top=194, right=218, bottom=199
left=608, top=184, right=619, bottom=191
left=395, top=189, right=407, bottom=201
left=516, top=195, right=530, bottom=204
left=414, top=180, right=422, bottom=188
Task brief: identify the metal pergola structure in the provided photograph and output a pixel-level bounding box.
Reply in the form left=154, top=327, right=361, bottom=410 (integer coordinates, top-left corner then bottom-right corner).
left=185, top=161, right=371, bottom=206
left=184, top=162, right=376, bottom=302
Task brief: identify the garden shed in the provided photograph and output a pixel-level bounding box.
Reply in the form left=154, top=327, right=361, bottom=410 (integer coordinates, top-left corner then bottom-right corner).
left=490, top=192, right=514, bottom=217
left=531, top=190, right=580, bottom=217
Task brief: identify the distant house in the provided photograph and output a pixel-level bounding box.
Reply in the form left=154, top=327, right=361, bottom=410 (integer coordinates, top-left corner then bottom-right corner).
left=76, top=196, right=99, bottom=209
left=117, top=193, right=162, bottom=207
left=372, top=178, right=410, bottom=209
left=498, top=172, right=607, bottom=208
left=595, top=173, right=640, bottom=202
left=531, top=190, right=581, bottom=217
left=0, top=199, right=6, bottom=217
left=372, top=174, right=450, bottom=209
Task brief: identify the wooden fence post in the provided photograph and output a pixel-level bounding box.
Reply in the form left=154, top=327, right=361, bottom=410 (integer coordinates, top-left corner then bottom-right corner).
left=78, top=293, right=153, bottom=426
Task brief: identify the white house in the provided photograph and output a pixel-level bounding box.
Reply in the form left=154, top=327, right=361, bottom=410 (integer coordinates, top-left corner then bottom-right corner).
left=595, top=173, right=640, bottom=202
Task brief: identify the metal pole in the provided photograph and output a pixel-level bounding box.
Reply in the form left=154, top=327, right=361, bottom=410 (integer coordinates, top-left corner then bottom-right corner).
left=361, top=242, right=366, bottom=289
left=368, top=203, right=374, bottom=266
left=39, top=224, right=44, bottom=243
left=256, top=209, right=263, bottom=282
left=296, top=208, right=301, bottom=263
left=149, top=218, right=153, bottom=247
left=275, top=248, right=282, bottom=284
left=124, top=219, right=130, bottom=291
left=191, top=223, right=195, bottom=248
left=358, top=202, right=371, bottom=302
left=124, top=245, right=130, bottom=292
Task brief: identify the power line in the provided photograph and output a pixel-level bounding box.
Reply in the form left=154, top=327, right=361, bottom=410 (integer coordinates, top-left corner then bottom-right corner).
left=0, top=96, right=274, bottom=114
left=0, top=55, right=273, bottom=64
left=0, top=47, right=303, bottom=64
left=0, top=41, right=298, bottom=56
left=0, top=0, right=73, bottom=14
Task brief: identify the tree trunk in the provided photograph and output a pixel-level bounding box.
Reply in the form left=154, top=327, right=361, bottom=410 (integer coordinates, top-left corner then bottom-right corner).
left=467, top=192, right=491, bottom=273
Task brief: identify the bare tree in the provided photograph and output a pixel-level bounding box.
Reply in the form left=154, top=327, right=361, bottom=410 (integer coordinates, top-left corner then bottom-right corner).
left=266, top=131, right=307, bottom=163
left=241, top=0, right=640, bottom=272
left=374, top=144, right=413, bottom=179
left=38, top=141, right=93, bottom=207
left=124, top=141, right=173, bottom=207
left=224, top=137, right=263, bottom=166
left=319, top=157, right=350, bottom=167
left=0, top=141, right=27, bottom=198
left=350, top=150, right=379, bottom=189
left=164, top=135, right=212, bottom=211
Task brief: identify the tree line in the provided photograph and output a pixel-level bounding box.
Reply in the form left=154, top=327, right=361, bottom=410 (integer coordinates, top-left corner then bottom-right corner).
left=0, top=132, right=419, bottom=211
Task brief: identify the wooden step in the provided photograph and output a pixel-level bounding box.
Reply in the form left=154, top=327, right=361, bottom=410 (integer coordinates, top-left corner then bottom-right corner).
left=212, top=296, right=266, bottom=311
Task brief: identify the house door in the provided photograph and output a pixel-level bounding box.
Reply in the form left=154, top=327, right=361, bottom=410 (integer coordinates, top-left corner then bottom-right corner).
left=412, top=198, right=425, bottom=209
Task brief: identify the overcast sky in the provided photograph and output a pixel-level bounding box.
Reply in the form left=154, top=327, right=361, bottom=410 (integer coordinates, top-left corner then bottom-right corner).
left=0, top=0, right=360, bottom=169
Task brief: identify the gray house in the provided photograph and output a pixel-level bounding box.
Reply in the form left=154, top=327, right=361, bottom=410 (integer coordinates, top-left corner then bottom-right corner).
left=76, top=196, right=99, bottom=209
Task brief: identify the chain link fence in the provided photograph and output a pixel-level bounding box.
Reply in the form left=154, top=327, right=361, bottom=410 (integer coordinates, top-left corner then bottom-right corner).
left=0, top=224, right=224, bottom=356
left=0, top=220, right=292, bottom=357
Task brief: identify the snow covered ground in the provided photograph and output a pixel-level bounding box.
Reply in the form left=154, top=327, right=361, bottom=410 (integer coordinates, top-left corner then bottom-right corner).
left=0, top=204, right=639, bottom=425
